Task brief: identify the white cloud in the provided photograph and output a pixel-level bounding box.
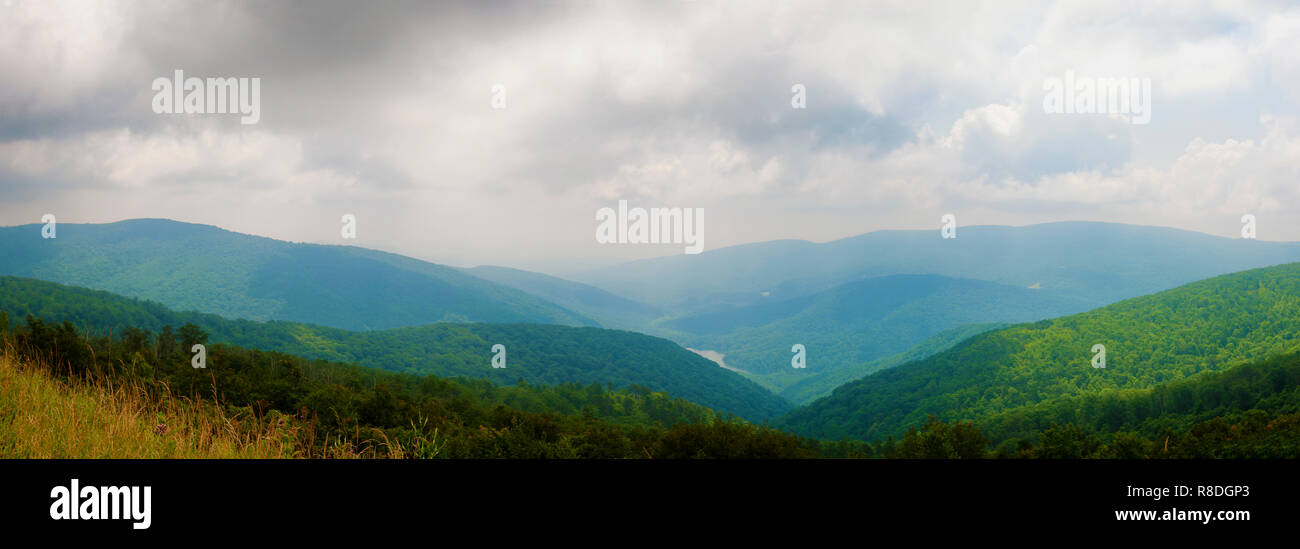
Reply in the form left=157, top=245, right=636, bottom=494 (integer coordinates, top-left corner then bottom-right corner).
left=3, top=0, right=1300, bottom=270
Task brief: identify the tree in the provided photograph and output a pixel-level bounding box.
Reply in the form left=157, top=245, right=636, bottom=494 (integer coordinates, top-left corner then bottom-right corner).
left=1037, top=423, right=1086, bottom=459
left=893, top=416, right=987, bottom=459
left=178, top=323, right=208, bottom=350
left=156, top=325, right=177, bottom=361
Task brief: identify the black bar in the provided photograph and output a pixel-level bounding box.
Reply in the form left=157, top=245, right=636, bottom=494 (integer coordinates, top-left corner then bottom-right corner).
left=1, top=459, right=1285, bottom=540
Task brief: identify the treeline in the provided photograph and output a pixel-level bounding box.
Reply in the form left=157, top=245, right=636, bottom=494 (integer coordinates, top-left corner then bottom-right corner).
left=980, top=348, right=1300, bottom=445
left=781, top=262, right=1300, bottom=442
left=870, top=346, right=1300, bottom=458
left=6, top=306, right=1299, bottom=458
left=0, top=275, right=790, bottom=421
left=0, top=312, right=818, bottom=458
left=838, top=409, right=1300, bottom=459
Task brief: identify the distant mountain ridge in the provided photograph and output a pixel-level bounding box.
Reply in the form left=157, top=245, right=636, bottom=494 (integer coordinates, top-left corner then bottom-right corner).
left=575, top=222, right=1300, bottom=312
left=567, top=222, right=1300, bottom=402
left=462, top=265, right=662, bottom=330
left=0, top=219, right=595, bottom=331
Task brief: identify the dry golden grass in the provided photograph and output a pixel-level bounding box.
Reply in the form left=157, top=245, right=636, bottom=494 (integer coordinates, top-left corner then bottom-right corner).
left=0, top=351, right=296, bottom=458
left=0, top=347, right=439, bottom=459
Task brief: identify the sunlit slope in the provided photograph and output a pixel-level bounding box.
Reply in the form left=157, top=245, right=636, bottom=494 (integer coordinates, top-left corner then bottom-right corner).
left=780, top=262, right=1300, bottom=441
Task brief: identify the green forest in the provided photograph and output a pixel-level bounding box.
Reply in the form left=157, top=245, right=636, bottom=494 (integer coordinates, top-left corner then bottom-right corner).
left=0, top=312, right=813, bottom=458
left=781, top=262, right=1300, bottom=443
left=0, top=275, right=788, bottom=420
left=7, top=258, right=1300, bottom=458
left=8, top=309, right=1300, bottom=458
left=0, top=219, right=595, bottom=330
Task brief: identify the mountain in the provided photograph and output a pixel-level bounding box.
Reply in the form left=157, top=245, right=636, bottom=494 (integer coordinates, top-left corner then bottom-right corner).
left=575, top=222, right=1300, bottom=313
left=0, top=219, right=594, bottom=331
left=462, top=265, right=662, bottom=329
left=0, top=275, right=789, bottom=420
left=1, top=318, right=812, bottom=459
left=778, top=262, right=1300, bottom=441
left=773, top=322, right=1009, bottom=405
left=979, top=345, right=1300, bottom=451
left=664, top=274, right=1091, bottom=403
left=568, top=222, right=1300, bottom=404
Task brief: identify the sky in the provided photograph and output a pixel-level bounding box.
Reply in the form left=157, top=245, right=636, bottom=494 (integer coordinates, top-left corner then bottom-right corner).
left=2, top=0, right=1299, bottom=275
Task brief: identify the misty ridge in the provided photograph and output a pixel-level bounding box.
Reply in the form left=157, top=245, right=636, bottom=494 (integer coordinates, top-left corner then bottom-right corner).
left=7, top=214, right=1300, bottom=461
left=5, top=0, right=1300, bottom=467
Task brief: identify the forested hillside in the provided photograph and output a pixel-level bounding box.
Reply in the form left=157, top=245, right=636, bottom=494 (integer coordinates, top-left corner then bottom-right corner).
left=980, top=347, right=1300, bottom=449
left=0, top=219, right=594, bottom=330
left=772, top=323, right=1008, bottom=404
left=0, top=316, right=814, bottom=459
left=567, top=223, right=1300, bottom=407
left=463, top=265, right=662, bottom=330
left=0, top=276, right=789, bottom=420
left=780, top=262, right=1300, bottom=441
left=664, top=275, right=1087, bottom=402
left=7, top=284, right=1300, bottom=458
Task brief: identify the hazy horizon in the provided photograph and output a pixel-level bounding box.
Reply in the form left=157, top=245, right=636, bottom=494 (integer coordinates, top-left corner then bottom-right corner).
left=4, top=0, right=1300, bottom=273
left=4, top=215, right=1294, bottom=278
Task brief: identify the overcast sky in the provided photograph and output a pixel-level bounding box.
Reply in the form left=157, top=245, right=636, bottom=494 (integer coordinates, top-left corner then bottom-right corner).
left=2, top=0, right=1299, bottom=274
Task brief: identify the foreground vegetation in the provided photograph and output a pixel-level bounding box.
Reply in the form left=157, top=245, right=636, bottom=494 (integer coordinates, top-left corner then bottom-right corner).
left=6, top=309, right=1300, bottom=458
left=0, top=313, right=819, bottom=458
left=7, top=262, right=1300, bottom=458
left=0, top=275, right=789, bottom=421
left=0, top=353, right=295, bottom=458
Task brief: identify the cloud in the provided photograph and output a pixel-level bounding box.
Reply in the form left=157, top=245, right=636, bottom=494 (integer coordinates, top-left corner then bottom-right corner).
left=2, top=0, right=1300, bottom=271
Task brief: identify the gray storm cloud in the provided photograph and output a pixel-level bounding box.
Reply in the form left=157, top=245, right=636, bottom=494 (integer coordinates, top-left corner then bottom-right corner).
left=2, top=0, right=1300, bottom=273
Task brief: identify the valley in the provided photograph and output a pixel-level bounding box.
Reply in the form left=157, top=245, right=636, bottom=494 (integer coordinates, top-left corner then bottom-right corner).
left=6, top=218, right=1300, bottom=459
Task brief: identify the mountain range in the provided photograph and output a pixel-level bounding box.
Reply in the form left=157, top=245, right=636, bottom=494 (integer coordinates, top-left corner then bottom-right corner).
left=7, top=217, right=1300, bottom=439
left=575, top=222, right=1300, bottom=402
left=0, top=219, right=595, bottom=331
left=0, top=275, right=789, bottom=420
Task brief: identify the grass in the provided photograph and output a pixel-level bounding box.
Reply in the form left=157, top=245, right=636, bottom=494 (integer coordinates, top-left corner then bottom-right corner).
left=0, top=349, right=303, bottom=458
left=0, top=345, right=445, bottom=459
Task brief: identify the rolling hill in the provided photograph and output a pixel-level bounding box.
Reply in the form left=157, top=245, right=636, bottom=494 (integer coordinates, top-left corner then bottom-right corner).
left=772, top=322, right=1009, bottom=405
left=778, top=262, right=1300, bottom=441
left=662, top=274, right=1091, bottom=403
left=0, top=219, right=595, bottom=331
left=0, top=275, right=789, bottom=420
left=462, top=265, right=662, bottom=330
left=564, top=222, right=1300, bottom=405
